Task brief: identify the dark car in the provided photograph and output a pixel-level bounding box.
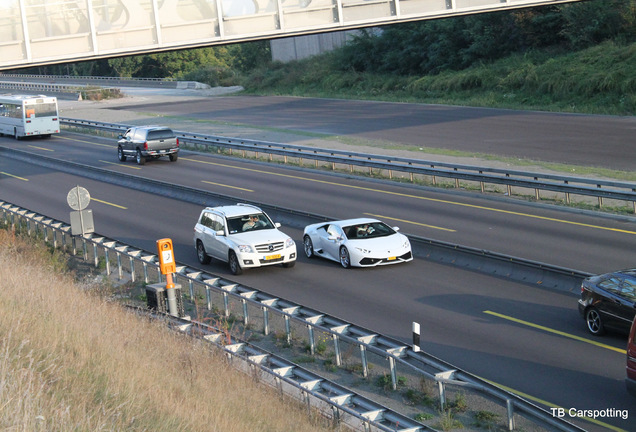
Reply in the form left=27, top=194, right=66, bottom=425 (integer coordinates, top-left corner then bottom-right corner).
left=578, top=269, right=636, bottom=336
left=626, top=317, right=636, bottom=396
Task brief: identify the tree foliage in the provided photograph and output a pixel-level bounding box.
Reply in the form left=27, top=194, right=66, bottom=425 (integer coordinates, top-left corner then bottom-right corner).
left=333, top=0, right=636, bottom=75
left=108, top=47, right=231, bottom=79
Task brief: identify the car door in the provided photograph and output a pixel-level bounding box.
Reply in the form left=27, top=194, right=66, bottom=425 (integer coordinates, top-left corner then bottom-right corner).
left=207, top=214, right=229, bottom=261
left=198, top=212, right=222, bottom=260
left=598, top=278, right=636, bottom=329
left=616, top=279, right=636, bottom=326
left=123, top=128, right=136, bottom=152
left=119, top=128, right=132, bottom=152
left=317, top=224, right=344, bottom=261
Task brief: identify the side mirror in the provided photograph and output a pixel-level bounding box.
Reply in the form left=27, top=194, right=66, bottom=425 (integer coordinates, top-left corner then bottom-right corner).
left=274, top=222, right=281, bottom=228
left=215, top=230, right=225, bottom=236
left=393, top=226, right=400, bottom=232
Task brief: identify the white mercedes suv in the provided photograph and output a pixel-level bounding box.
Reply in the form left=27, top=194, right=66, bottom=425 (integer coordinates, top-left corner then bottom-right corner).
left=193, top=204, right=296, bottom=275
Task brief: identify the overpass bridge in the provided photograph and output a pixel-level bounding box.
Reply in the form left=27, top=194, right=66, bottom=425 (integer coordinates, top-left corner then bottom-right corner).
left=2, top=0, right=579, bottom=71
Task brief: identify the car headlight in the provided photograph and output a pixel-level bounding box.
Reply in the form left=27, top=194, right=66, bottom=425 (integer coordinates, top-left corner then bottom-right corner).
left=285, top=238, right=295, bottom=248
left=403, top=240, right=410, bottom=249
left=237, top=245, right=253, bottom=253
left=355, top=247, right=371, bottom=254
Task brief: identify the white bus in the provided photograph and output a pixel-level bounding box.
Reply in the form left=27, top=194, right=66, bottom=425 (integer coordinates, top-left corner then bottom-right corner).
left=0, top=94, right=60, bottom=139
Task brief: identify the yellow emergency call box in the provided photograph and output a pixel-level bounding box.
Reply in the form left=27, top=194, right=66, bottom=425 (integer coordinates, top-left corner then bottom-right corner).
left=157, top=238, right=176, bottom=275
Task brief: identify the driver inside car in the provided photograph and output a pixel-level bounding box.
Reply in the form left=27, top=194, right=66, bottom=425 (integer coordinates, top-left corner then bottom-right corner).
left=243, top=214, right=264, bottom=231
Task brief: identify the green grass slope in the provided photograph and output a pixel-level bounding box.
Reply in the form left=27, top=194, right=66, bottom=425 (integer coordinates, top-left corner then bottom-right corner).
left=243, top=40, right=636, bottom=116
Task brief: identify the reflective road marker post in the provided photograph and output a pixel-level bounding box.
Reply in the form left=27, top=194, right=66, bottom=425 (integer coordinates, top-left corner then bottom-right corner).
left=412, top=322, right=420, bottom=353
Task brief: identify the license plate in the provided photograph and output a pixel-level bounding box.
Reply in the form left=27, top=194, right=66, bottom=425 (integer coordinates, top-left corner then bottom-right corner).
left=264, top=254, right=281, bottom=261
left=388, top=256, right=397, bottom=261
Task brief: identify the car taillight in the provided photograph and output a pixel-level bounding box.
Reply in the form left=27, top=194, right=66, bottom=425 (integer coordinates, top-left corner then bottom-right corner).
left=176, top=138, right=179, bottom=147
left=144, top=141, right=148, bottom=150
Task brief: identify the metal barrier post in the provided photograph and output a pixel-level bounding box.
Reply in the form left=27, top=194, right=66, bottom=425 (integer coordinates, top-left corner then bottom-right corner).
left=507, top=399, right=516, bottom=431
left=242, top=298, right=249, bottom=325
left=129, top=256, right=135, bottom=282
left=307, top=325, right=315, bottom=355
left=262, top=306, right=270, bottom=335
left=82, top=236, right=88, bottom=261
left=206, top=284, right=212, bottom=310
left=143, top=260, right=149, bottom=283
left=116, top=250, right=123, bottom=279
left=223, top=291, right=230, bottom=317
left=389, top=356, right=397, bottom=390
left=359, top=344, right=369, bottom=378
left=104, top=248, right=111, bottom=275
left=93, top=243, right=99, bottom=267
left=285, top=315, right=292, bottom=345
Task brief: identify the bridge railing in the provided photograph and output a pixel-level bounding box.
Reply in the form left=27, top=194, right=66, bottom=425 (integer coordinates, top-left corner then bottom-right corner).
left=0, top=200, right=586, bottom=432
left=61, top=117, right=636, bottom=213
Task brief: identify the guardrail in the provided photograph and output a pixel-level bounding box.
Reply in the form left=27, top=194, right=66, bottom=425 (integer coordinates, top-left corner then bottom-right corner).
left=0, top=82, right=120, bottom=100
left=161, top=313, right=435, bottom=432
left=60, top=118, right=636, bottom=213
left=0, top=200, right=585, bottom=432
left=0, top=73, right=175, bottom=83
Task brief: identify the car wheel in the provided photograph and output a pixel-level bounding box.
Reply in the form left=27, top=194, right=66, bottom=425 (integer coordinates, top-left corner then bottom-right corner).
left=303, top=235, right=314, bottom=258
left=228, top=251, right=243, bottom=275
left=136, top=149, right=145, bottom=165
left=339, top=246, right=351, bottom=269
left=169, top=153, right=178, bottom=162
left=118, top=146, right=126, bottom=162
left=282, top=260, right=296, bottom=268
left=585, top=307, right=605, bottom=335
left=196, top=241, right=211, bottom=265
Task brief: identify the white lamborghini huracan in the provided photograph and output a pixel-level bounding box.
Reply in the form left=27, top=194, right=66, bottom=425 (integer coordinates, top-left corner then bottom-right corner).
left=302, top=218, right=412, bottom=268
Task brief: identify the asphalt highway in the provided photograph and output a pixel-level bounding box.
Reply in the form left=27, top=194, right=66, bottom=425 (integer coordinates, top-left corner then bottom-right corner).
left=1, top=126, right=634, bottom=431
left=109, top=95, right=636, bottom=172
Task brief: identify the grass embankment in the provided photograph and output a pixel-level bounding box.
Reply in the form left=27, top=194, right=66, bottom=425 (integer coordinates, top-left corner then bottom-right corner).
left=0, top=229, right=332, bottom=432
left=243, top=40, right=636, bottom=116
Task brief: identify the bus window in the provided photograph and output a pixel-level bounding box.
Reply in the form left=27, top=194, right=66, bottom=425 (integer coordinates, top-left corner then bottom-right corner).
left=34, top=103, right=58, bottom=117
left=26, top=108, right=35, bottom=118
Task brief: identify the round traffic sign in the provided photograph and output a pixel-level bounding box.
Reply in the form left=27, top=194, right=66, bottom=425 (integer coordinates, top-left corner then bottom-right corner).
left=67, top=186, right=91, bottom=211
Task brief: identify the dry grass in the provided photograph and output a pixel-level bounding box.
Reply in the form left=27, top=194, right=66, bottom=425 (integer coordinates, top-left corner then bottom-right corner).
left=0, top=229, right=333, bottom=432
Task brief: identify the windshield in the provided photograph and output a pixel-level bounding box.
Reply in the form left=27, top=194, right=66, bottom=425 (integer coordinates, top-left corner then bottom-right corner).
left=343, top=222, right=396, bottom=239
left=227, top=213, right=274, bottom=234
